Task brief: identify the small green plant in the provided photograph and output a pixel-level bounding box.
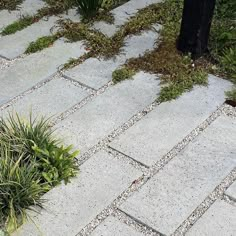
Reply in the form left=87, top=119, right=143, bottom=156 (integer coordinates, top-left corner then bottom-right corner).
left=25, top=35, right=58, bottom=54
left=0, top=145, right=47, bottom=233
left=226, top=88, right=236, bottom=101
left=74, top=0, right=103, bottom=19
left=0, top=114, right=79, bottom=233
left=219, top=48, right=236, bottom=82
left=1, top=16, right=35, bottom=36
left=112, top=67, right=135, bottom=84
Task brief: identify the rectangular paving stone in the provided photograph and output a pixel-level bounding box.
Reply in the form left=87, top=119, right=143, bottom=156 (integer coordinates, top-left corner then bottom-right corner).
left=0, top=0, right=45, bottom=31
left=0, top=40, right=86, bottom=106
left=56, top=72, right=160, bottom=153
left=91, top=216, right=144, bottom=236
left=64, top=27, right=160, bottom=89
left=93, top=0, right=161, bottom=37
left=0, top=77, right=89, bottom=119
left=186, top=200, right=236, bottom=236
left=111, top=75, right=232, bottom=166
left=226, top=181, right=236, bottom=201
left=0, top=16, right=58, bottom=59
left=120, top=115, right=236, bottom=235
left=14, top=150, right=141, bottom=236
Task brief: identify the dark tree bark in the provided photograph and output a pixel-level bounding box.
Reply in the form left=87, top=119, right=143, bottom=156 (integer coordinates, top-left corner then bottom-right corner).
left=177, top=0, right=216, bottom=59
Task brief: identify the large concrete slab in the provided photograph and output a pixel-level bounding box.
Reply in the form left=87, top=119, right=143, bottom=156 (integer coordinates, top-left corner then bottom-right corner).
left=0, top=77, right=89, bottom=119
left=120, top=115, right=236, bottom=235
left=56, top=72, right=160, bottom=153
left=93, top=0, right=161, bottom=37
left=64, top=27, right=159, bottom=89
left=111, top=75, right=232, bottom=166
left=14, top=151, right=141, bottom=236
left=186, top=200, right=236, bottom=236
left=91, top=216, right=144, bottom=236
left=0, top=40, right=86, bottom=106
left=226, top=181, right=236, bottom=201
left=0, top=16, right=58, bottom=59
left=0, top=0, right=45, bottom=31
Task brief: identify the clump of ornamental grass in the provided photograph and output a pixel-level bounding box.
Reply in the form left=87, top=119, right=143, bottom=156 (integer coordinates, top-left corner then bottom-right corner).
left=0, top=114, right=79, bottom=233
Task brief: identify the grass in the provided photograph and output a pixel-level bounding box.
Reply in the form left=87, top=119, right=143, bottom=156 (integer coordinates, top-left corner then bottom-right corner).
left=1, top=16, right=35, bottom=36
left=112, top=67, right=135, bottom=84
left=0, top=114, right=79, bottom=233
left=226, top=88, right=236, bottom=101
left=25, top=35, right=59, bottom=54
left=210, top=0, right=236, bottom=82
left=0, top=0, right=23, bottom=10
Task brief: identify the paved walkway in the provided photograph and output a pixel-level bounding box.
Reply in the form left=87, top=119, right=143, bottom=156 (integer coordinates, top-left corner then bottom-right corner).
left=0, top=1, right=235, bottom=235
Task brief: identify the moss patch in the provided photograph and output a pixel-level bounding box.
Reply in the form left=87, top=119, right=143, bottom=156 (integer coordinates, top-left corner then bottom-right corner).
left=25, top=35, right=59, bottom=54
left=112, top=67, right=135, bottom=84
left=226, top=87, right=236, bottom=102
left=1, top=16, right=35, bottom=35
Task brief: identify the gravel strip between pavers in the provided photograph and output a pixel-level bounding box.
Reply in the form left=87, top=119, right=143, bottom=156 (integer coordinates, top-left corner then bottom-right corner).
left=222, top=104, right=236, bottom=118
left=0, top=57, right=15, bottom=70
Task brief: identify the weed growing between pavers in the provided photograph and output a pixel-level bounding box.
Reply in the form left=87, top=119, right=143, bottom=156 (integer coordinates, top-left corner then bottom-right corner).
left=0, top=0, right=128, bottom=36
left=25, top=35, right=59, bottom=54
left=59, top=2, right=170, bottom=69
left=1, top=16, right=36, bottom=36
left=113, top=0, right=235, bottom=102
left=0, top=114, right=79, bottom=233
left=226, top=88, right=236, bottom=102
left=112, top=67, right=135, bottom=84
left=0, top=0, right=23, bottom=10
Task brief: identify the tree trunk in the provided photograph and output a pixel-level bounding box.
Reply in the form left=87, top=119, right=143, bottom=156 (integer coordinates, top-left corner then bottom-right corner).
left=177, top=0, right=216, bottom=59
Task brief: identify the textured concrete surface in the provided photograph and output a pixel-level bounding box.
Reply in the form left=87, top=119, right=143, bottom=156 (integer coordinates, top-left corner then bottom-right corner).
left=56, top=72, right=160, bottom=153
left=0, top=0, right=45, bottom=31
left=91, top=216, right=144, bottom=236
left=0, top=77, right=89, bottom=119
left=64, top=57, right=122, bottom=89
left=64, top=27, right=160, bottom=89
left=120, top=115, right=236, bottom=235
left=186, top=200, right=236, bottom=236
left=0, top=40, right=86, bottom=105
left=110, top=75, right=232, bottom=166
left=0, top=1, right=235, bottom=235
left=14, top=151, right=141, bottom=236
left=0, top=16, right=58, bottom=59
left=226, top=182, right=236, bottom=201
